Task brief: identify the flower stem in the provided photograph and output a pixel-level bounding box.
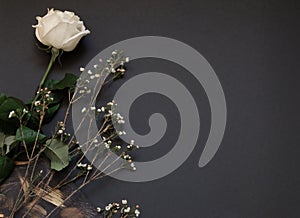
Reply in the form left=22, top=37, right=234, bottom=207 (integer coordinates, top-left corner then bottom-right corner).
left=39, top=47, right=60, bottom=88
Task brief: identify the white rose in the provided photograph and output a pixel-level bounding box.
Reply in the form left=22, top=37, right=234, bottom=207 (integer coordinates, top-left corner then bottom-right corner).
left=33, top=8, right=90, bottom=52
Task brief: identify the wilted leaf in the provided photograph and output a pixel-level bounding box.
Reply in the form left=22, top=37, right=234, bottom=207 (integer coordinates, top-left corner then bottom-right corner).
left=44, top=139, right=69, bottom=171
left=34, top=186, right=65, bottom=207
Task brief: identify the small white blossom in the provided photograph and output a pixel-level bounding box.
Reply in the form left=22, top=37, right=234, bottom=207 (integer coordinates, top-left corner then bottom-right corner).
left=135, top=209, right=140, bottom=217
left=8, top=110, right=16, bottom=119
left=81, top=107, right=87, bottom=113
left=124, top=207, right=130, bottom=213
left=122, top=200, right=127, bottom=205
left=106, top=204, right=112, bottom=211
left=34, top=101, right=41, bottom=106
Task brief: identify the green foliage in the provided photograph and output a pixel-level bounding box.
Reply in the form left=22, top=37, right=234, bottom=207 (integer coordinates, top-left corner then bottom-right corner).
left=40, top=73, right=78, bottom=122
left=0, top=97, right=25, bottom=121
left=0, top=132, right=18, bottom=156
left=0, top=156, right=14, bottom=183
left=44, top=139, right=69, bottom=171
left=0, top=95, right=26, bottom=134
left=16, top=126, right=46, bottom=144
left=0, top=93, right=7, bottom=105
left=52, top=73, right=78, bottom=90
left=0, top=73, right=78, bottom=178
left=44, top=104, right=60, bottom=123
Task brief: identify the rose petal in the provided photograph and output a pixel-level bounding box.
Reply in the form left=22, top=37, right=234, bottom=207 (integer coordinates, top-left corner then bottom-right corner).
left=61, top=29, right=90, bottom=51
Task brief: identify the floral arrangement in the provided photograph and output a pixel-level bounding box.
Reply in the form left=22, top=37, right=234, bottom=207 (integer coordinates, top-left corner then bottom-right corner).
left=0, top=9, right=140, bottom=218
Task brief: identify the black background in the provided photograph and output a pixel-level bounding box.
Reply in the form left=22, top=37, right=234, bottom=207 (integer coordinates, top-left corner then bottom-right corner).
left=1, top=0, right=300, bottom=217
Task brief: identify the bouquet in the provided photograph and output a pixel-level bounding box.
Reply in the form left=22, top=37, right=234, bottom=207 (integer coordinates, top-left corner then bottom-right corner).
left=0, top=8, right=140, bottom=218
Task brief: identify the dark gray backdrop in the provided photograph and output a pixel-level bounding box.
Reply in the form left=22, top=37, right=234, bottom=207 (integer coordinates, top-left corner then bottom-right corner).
left=0, top=0, right=300, bottom=217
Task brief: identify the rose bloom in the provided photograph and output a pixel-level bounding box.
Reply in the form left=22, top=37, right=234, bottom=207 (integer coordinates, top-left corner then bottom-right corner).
left=33, top=8, right=90, bottom=52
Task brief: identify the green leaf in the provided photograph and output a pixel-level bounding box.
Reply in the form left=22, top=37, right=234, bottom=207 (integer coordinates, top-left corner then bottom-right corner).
left=53, top=73, right=78, bottom=90
left=0, top=156, right=14, bottom=183
left=16, top=126, right=46, bottom=144
left=0, top=93, right=7, bottom=105
left=0, top=132, right=18, bottom=156
left=4, top=135, right=18, bottom=155
left=0, top=132, right=17, bottom=156
left=44, top=139, right=69, bottom=171
left=43, top=79, right=60, bottom=90
left=0, top=97, right=25, bottom=121
left=0, top=132, right=5, bottom=156
left=26, top=111, right=40, bottom=130
left=44, top=104, right=60, bottom=123
left=0, top=119, right=18, bottom=135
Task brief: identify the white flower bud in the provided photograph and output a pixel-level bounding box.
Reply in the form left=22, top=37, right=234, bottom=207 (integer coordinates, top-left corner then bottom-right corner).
left=33, top=9, right=90, bottom=52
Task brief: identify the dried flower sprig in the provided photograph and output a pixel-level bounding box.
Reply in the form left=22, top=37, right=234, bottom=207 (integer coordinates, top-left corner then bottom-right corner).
left=96, top=200, right=140, bottom=218
left=5, top=51, right=140, bottom=218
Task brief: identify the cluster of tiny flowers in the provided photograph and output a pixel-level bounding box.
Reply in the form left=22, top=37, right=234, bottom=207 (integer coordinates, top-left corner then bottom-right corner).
left=96, top=200, right=140, bottom=217
left=8, top=108, right=29, bottom=119
left=77, top=162, right=93, bottom=171
left=56, top=121, right=66, bottom=135
left=76, top=50, right=129, bottom=99
left=33, top=88, right=54, bottom=113
left=95, top=100, right=139, bottom=171
left=107, top=50, right=129, bottom=79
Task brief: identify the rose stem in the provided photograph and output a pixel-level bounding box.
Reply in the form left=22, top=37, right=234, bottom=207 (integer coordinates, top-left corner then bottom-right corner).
left=39, top=47, right=60, bottom=88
